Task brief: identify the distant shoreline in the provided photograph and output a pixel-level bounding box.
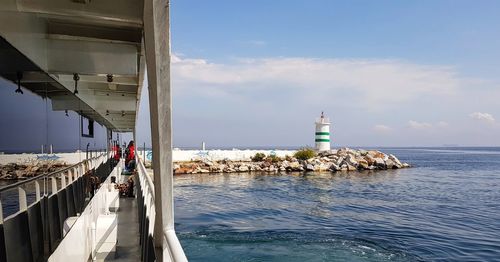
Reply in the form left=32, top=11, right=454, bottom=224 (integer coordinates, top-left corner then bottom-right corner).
left=4, top=145, right=500, bottom=155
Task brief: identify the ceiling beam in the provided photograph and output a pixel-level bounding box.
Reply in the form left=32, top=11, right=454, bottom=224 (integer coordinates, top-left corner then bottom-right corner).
left=53, top=74, right=138, bottom=86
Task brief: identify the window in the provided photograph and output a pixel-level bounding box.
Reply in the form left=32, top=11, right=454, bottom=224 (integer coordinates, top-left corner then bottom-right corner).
left=81, top=116, right=94, bottom=138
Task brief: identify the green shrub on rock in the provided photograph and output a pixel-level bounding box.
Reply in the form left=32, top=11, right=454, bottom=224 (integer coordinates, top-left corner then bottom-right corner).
left=267, top=155, right=282, bottom=163
left=251, top=152, right=266, bottom=162
left=294, top=148, right=316, bottom=160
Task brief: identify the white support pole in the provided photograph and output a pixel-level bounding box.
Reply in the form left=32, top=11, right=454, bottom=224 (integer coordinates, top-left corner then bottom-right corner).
left=18, top=187, right=27, bottom=212
left=143, top=0, right=175, bottom=252
left=61, top=173, right=67, bottom=189
left=51, top=177, right=58, bottom=195
left=68, top=169, right=73, bottom=184
left=35, top=180, right=41, bottom=202
left=43, top=177, right=47, bottom=198
left=0, top=200, right=3, bottom=224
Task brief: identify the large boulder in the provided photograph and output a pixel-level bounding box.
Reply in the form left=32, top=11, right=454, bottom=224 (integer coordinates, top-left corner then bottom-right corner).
left=289, top=161, right=301, bottom=169
left=238, top=165, right=249, bottom=172
left=318, top=163, right=330, bottom=171
left=347, top=164, right=357, bottom=171
left=345, top=155, right=358, bottom=167
left=202, top=160, right=214, bottom=167
left=329, top=163, right=340, bottom=172
left=385, top=159, right=396, bottom=169
left=373, top=158, right=386, bottom=169
left=318, top=150, right=337, bottom=157
left=367, top=150, right=385, bottom=159
left=364, top=155, right=375, bottom=165
left=357, top=159, right=370, bottom=170
left=335, top=156, right=345, bottom=166
left=320, top=157, right=330, bottom=162
left=389, top=154, right=403, bottom=167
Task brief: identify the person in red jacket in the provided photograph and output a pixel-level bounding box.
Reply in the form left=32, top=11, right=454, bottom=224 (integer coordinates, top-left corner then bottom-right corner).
left=125, top=141, right=135, bottom=170
left=113, top=142, right=120, bottom=161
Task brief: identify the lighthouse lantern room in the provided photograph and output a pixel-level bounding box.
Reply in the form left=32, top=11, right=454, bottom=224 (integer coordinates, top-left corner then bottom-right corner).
left=315, top=112, right=331, bottom=152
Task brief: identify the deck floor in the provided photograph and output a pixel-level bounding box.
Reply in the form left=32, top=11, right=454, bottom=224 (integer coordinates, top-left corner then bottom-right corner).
left=105, top=197, right=141, bottom=261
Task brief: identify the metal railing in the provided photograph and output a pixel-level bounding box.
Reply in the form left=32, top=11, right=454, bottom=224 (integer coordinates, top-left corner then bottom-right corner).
left=0, top=152, right=110, bottom=261
left=136, top=156, right=157, bottom=261
left=48, top=157, right=121, bottom=261
left=136, top=156, right=187, bottom=262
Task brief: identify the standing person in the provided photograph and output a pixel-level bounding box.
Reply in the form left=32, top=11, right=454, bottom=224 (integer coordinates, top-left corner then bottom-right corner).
left=125, top=141, right=136, bottom=170
left=113, top=142, right=120, bottom=159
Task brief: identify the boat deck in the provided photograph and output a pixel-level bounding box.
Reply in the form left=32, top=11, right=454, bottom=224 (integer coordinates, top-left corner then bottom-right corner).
left=105, top=197, right=141, bottom=261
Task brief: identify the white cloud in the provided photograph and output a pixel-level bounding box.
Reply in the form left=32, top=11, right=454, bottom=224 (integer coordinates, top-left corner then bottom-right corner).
left=469, top=112, right=495, bottom=123
left=437, top=121, right=449, bottom=127
left=408, top=120, right=433, bottom=129
left=373, top=124, right=392, bottom=133
left=168, top=54, right=500, bottom=146
left=171, top=54, right=461, bottom=110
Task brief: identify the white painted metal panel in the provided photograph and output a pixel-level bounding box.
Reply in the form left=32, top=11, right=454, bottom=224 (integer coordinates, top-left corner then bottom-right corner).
left=17, top=0, right=143, bottom=27
left=0, top=12, right=48, bottom=70
left=47, top=39, right=138, bottom=75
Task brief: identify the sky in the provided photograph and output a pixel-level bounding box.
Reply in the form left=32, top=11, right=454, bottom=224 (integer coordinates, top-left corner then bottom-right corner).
left=164, top=0, right=500, bottom=147
left=2, top=1, right=500, bottom=151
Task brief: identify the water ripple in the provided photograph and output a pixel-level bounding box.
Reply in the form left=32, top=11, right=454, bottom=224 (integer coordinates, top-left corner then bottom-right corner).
left=174, top=148, right=500, bottom=261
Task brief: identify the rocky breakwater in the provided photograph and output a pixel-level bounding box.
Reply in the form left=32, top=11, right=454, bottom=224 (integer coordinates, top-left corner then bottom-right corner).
left=173, top=148, right=410, bottom=174
left=0, top=161, right=69, bottom=180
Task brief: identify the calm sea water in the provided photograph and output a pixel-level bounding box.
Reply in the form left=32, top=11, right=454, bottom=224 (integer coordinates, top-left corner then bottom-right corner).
left=174, top=148, right=500, bottom=261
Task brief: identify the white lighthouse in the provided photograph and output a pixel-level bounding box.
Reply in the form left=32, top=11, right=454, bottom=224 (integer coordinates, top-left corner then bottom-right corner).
left=315, top=112, right=331, bottom=152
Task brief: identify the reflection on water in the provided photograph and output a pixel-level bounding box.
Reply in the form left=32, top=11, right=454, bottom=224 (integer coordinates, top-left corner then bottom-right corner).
left=174, top=148, right=500, bottom=261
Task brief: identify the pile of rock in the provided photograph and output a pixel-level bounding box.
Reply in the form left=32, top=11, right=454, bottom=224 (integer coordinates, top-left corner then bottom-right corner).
left=0, top=161, right=69, bottom=180
left=173, top=148, right=410, bottom=175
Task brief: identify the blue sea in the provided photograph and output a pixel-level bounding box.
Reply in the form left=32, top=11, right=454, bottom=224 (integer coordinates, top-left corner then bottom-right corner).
left=174, top=147, right=500, bottom=261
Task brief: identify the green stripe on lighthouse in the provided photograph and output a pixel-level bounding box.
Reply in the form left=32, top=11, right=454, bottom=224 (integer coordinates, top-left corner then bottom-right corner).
left=315, top=132, right=330, bottom=136
left=315, top=139, right=330, bottom=142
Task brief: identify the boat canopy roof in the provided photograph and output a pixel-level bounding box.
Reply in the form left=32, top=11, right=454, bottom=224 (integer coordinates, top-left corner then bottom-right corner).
left=0, top=0, right=146, bottom=132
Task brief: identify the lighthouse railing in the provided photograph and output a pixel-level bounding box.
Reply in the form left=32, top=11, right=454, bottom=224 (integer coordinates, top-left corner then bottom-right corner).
left=315, top=117, right=330, bottom=123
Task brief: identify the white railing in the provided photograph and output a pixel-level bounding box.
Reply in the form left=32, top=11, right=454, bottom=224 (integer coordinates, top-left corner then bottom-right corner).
left=137, top=155, right=156, bottom=247
left=48, top=157, right=120, bottom=261
left=0, top=152, right=110, bottom=261
left=136, top=157, right=187, bottom=262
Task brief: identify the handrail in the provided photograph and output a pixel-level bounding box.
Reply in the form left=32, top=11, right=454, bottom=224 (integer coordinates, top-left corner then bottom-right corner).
left=0, top=151, right=112, bottom=261
left=136, top=155, right=187, bottom=262
left=0, top=151, right=109, bottom=222
left=137, top=155, right=155, bottom=201
left=164, top=230, right=188, bottom=262
left=0, top=151, right=107, bottom=193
